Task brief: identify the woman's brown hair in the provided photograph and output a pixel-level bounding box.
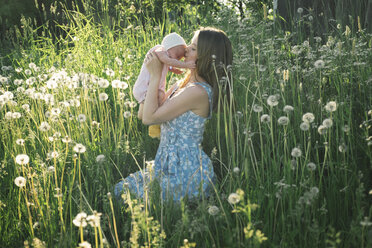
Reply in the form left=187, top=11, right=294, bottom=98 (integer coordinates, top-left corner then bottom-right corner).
left=195, top=27, right=233, bottom=111
left=179, top=27, right=233, bottom=111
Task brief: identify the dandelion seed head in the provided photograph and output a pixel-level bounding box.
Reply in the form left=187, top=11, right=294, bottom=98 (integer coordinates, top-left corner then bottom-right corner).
left=297, top=7, right=303, bottom=14
left=99, top=92, right=108, bottom=101
left=300, top=122, right=310, bottom=131
left=317, top=125, right=327, bottom=135
left=16, top=139, right=25, bottom=146
left=338, top=143, right=347, bottom=153
left=314, top=59, right=325, bottom=69
left=322, top=118, right=333, bottom=128
left=278, top=116, right=289, bottom=126
left=123, top=111, right=131, bottom=118
left=302, top=112, right=315, bottom=123
left=307, top=162, right=316, bottom=171
left=77, top=114, right=86, bottom=123
left=253, top=104, right=263, bottom=113
left=207, top=205, right=220, bottom=216
left=15, top=154, right=30, bottom=165
left=73, top=212, right=88, bottom=227
left=73, top=143, right=86, bottom=154
left=291, top=147, right=302, bottom=158
left=233, top=167, right=240, bottom=174
left=96, top=154, right=105, bottom=163
left=260, top=114, right=271, bottom=123
left=98, top=78, right=110, bottom=88
left=283, top=105, right=294, bottom=113
left=228, top=193, right=240, bottom=204
left=325, top=101, right=337, bottom=112
left=342, top=125, right=350, bottom=133
left=267, top=95, right=279, bottom=107
left=14, top=176, right=26, bottom=187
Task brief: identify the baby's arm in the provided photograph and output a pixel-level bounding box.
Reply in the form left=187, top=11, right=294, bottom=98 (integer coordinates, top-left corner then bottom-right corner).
left=155, top=50, right=196, bottom=69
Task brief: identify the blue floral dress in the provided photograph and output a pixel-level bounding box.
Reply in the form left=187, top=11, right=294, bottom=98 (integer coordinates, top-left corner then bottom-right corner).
left=114, top=82, right=216, bottom=202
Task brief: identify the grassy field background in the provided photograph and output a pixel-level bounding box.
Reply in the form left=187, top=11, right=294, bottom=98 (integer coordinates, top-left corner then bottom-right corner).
left=0, top=1, right=371, bottom=247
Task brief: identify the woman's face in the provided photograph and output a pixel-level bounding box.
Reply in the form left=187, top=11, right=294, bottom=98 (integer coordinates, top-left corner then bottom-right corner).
left=184, top=33, right=198, bottom=63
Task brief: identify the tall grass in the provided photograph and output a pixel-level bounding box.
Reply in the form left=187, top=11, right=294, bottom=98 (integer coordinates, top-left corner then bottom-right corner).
left=0, top=2, right=371, bottom=248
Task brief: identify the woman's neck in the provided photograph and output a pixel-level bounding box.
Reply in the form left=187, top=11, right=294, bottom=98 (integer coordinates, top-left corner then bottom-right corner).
left=189, top=70, right=205, bottom=84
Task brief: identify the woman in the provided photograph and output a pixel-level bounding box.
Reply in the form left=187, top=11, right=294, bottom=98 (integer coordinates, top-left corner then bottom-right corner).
left=115, top=27, right=233, bottom=202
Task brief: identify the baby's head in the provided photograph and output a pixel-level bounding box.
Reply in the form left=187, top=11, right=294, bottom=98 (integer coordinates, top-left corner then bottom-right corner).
left=162, top=32, right=187, bottom=60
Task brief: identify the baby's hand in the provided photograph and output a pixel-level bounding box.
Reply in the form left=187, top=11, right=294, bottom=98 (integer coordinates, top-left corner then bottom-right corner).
left=184, top=61, right=196, bottom=69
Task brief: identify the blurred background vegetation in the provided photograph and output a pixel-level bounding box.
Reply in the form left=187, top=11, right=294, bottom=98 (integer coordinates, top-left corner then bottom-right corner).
left=1, top=0, right=371, bottom=49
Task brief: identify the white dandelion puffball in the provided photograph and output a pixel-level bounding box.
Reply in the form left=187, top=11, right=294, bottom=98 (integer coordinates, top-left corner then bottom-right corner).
left=317, top=125, right=327, bottom=135
left=260, top=114, right=271, bottom=123
left=14, top=176, right=27, bottom=188
left=322, top=118, right=333, bottom=128
left=208, top=205, right=220, bottom=216
left=15, top=154, right=30, bottom=165
left=325, top=101, right=337, bottom=112
left=39, top=122, right=51, bottom=132
left=297, top=7, right=303, bottom=14
left=77, top=114, right=86, bottom=123
left=73, top=143, right=86, bottom=154
left=253, top=104, right=263, bottom=113
left=79, top=241, right=92, bottom=248
left=99, top=92, right=108, bottom=101
left=228, top=193, right=241, bottom=204
left=98, top=78, right=110, bottom=88
left=278, top=116, right=289, bottom=126
left=87, top=212, right=102, bottom=227
left=111, top=80, right=120, bottom=88
left=73, top=212, right=88, bottom=227
left=283, top=105, right=294, bottom=113
left=16, top=139, right=25, bottom=146
left=338, top=143, right=347, bottom=153
left=233, top=167, right=240, bottom=174
left=291, top=148, right=302, bottom=158
left=96, top=154, right=105, bottom=163
left=267, top=95, right=279, bottom=107
left=123, top=111, right=131, bottom=118
left=302, top=112, right=315, bottom=123
left=300, top=122, right=310, bottom=131
left=314, top=59, right=325, bottom=69
left=307, top=162, right=316, bottom=171
left=119, top=81, right=128, bottom=90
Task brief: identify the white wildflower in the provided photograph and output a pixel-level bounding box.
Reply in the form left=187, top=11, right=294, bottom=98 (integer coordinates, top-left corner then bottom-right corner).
left=306, top=162, right=316, bottom=171
left=16, top=139, right=25, bottom=146
left=314, top=59, right=325, bottom=69
left=73, top=144, right=86, bottom=154
left=302, top=112, right=315, bottom=123
left=96, top=154, right=105, bottom=163
left=317, top=125, right=327, bottom=135
left=73, top=212, right=88, bottom=227
left=300, top=122, right=310, bottom=131
left=228, top=193, right=240, bottom=204
left=77, top=114, right=86, bottom=123
left=99, top=92, right=108, bottom=101
left=123, top=111, right=131, bottom=118
left=322, top=118, right=333, bottom=128
left=277, top=116, right=289, bottom=126
left=291, top=148, right=302, bottom=158
left=253, top=104, right=263, bottom=113
left=15, top=154, right=30, bottom=165
left=14, top=176, right=27, bottom=188
left=260, top=114, right=271, bottom=123
left=207, top=205, right=220, bottom=216
left=325, top=101, right=337, bottom=112
left=267, top=95, right=279, bottom=107
left=283, top=105, right=294, bottom=113
left=39, top=122, right=51, bottom=132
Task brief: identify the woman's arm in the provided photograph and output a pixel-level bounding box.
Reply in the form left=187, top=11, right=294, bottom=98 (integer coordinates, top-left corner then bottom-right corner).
left=142, top=53, right=206, bottom=125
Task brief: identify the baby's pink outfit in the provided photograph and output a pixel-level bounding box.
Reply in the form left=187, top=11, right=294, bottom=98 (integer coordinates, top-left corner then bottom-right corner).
left=133, top=45, right=169, bottom=103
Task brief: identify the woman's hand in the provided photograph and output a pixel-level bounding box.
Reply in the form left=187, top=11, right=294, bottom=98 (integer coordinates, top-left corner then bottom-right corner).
left=145, top=52, right=162, bottom=77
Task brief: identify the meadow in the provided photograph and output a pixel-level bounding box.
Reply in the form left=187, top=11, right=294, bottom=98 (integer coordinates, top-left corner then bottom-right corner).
left=0, top=2, right=371, bottom=247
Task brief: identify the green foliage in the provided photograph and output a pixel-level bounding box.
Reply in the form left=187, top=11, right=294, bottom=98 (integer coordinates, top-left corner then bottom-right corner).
left=0, top=1, right=371, bottom=247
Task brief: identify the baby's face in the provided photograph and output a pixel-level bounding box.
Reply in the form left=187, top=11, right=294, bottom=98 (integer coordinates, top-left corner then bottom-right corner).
left=168, top=45, right=186, bottom=60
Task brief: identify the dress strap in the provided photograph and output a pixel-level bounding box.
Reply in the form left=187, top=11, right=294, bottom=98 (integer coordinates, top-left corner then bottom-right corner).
left=193, top=82, right=213, bottom=119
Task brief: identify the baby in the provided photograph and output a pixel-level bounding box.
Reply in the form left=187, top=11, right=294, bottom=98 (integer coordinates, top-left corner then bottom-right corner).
left=133, top=32, right=195, bottom=105
left=133, top=32, right=195, bottom=138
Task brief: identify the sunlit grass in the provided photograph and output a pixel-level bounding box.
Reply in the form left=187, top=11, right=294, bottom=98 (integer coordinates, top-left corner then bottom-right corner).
left=0, top=2, right=371, bottom=248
